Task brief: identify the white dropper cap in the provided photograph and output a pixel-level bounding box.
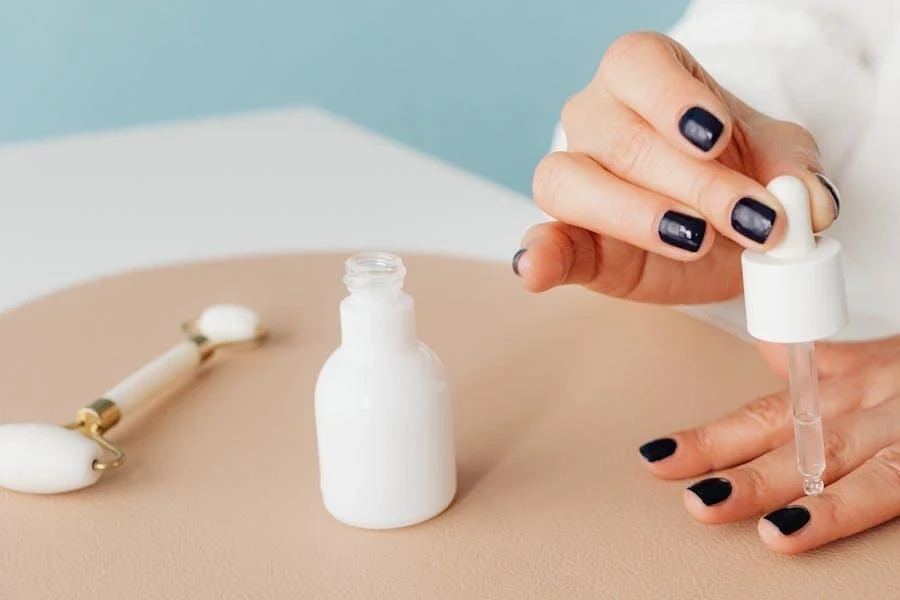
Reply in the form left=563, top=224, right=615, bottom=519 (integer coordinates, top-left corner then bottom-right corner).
left=741, top=176, right=848, bottom=343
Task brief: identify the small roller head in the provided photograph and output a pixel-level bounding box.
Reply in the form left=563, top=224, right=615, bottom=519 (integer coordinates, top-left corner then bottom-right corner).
left=196, top=304, right=262, bottom=343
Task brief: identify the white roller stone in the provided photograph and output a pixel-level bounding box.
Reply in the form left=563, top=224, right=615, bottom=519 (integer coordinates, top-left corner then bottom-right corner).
left=0, top=423, right=103, bottom=494
left=196, top=304, right=261, bottom=343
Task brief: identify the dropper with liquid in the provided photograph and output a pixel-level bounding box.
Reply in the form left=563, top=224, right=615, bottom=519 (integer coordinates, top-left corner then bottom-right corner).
left=741, top=176, right=848, bottom=497
left=787, top=341, right=825, bottom=495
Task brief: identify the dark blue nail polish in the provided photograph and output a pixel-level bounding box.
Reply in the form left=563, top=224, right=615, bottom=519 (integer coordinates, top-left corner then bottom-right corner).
left=764, top=505, right=810, bottom=535
left=731, top=198, right=776, bottom=244
left=639, top=438, right=677, bottom=462
left=816, top=172, right=841, bottom=218
left=678, top=107, right=723, bottom=152
left=688, top=477, right=732, bottom=506
left=512, top=249, right=526, bottom=276
left=658, top=211, right=707, bottom=252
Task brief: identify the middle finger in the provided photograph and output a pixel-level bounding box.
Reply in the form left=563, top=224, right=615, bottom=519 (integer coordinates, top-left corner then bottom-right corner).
left=639, top=370, right=870, bottom=480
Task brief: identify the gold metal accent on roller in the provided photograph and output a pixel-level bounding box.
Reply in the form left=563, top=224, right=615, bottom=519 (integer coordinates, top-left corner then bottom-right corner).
left=60, top=314, right=267, bottom=474
left=63, top=399, right=126, bottom=472
left=182, top=319, right=268, bottom=362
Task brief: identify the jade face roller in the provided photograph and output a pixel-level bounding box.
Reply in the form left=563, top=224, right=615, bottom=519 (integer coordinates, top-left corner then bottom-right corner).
left=0, top=304, right=266, bottom=494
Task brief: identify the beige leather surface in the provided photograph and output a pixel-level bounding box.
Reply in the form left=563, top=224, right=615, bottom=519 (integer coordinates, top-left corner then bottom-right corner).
left=0, top=253, right=897, bottom=599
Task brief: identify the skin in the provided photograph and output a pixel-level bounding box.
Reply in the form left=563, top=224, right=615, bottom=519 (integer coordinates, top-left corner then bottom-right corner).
left=518, top=31, right=900, bottom=554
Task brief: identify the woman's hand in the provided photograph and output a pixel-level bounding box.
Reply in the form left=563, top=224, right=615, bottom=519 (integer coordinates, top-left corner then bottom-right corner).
left=639, top=336, right=900, bottom=554
left=515, top=31, right=841, bottom=305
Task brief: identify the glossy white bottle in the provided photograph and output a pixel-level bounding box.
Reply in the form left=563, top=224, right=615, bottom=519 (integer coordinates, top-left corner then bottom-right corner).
left=314, top=252, right=456, bottom=529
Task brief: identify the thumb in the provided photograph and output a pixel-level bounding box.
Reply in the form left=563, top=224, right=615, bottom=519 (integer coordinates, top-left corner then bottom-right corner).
left=742, top=116, right=841, bottom=233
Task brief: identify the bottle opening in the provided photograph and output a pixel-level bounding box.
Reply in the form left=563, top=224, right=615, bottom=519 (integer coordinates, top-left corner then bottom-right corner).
left=344, top=252, right=407, bottom=290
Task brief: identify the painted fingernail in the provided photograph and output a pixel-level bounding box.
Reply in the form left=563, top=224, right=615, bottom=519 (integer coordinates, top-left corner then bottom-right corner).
left=816, top=172, right=841, bottom=218
left=763, top=505, right=810, bottom=535
left=658, top=211, right=707, bottom=252
left=687, top=477, right=732, bottom=506
left=639, top=438, right=677, bottom=462
left=512, top=249, right=526, bottom=276
left=678, top=107, right=723, bottom=152
left=731, top=198, right=777, bottom=244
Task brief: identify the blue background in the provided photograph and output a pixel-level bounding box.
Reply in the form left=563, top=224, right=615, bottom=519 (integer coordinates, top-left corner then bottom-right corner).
left=0, top=1, right=687, bottom=194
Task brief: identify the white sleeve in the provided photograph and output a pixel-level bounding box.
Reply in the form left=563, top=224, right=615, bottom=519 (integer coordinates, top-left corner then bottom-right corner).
left=669, top=0, right=895, bottom=171
left=670, top=1, right=899, bottom=341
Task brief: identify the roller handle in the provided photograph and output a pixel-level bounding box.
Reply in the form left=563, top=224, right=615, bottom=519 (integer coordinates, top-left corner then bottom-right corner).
left=103, top=341, right=201, bottom=415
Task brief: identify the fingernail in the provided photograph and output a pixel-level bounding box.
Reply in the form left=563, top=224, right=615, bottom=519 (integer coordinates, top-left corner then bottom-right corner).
left=512, top=249, right=526, bottom=276
left=731, top=198, right=777, bottom=244
left=687, top=477, right=732, bottom=506
left=639, top=438, right=677, bottom=462
left=815, top=172, right=841, bottom=218
left=678, top=107, right=723, bottom=152
left=658, top=211, right=707, bottom=252
left=763, top=505, right=810, bottom=536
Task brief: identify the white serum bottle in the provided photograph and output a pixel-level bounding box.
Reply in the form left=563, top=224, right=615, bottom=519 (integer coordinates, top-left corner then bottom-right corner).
left=314, top=252, right=457, bottom=529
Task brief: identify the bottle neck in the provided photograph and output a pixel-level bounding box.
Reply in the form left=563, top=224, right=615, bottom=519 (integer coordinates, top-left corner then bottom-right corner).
left=339, top=252, right=415, bottom=354
left=340, top=291, right=416, bottom=354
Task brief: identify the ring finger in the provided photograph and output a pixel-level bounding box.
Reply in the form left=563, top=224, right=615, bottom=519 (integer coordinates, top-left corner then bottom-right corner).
left=533, top=152, right=716, bottom=259
left=682, top=395, right=900, bottom=523
left=638, top=369, right=873, bottom=480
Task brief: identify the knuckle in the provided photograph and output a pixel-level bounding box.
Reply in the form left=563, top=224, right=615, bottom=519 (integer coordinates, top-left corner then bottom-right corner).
left=605, top=122, right=656, bottom=180
left=686, top=169, right=722, bottom=216
left=736, top=466, right=768, bottom=506
left=859, top=358, right=900, bottom=407
left=691, top=425, right=715, bottom=459
left=599, top=31, right=661, bottom=83
left=646, top=80, right=678, bottom=119
left=872, top=446, right=900, bottom=490
left=777, top=120, right=815, bottom=144
left=775, top=120, right=821, bottom=167
left=819, top=490, right=849, bottom=526
left=560, top=91, right=586, bottom=131
left=822, top=427, right=855, bottom=475
left=740, top=393, right=791, bottom=438
left=532, top=152, right=571, bottom=214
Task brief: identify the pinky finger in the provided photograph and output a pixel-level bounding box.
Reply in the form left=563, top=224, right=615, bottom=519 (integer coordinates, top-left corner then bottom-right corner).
left=758, top=443, right=900, bottom=554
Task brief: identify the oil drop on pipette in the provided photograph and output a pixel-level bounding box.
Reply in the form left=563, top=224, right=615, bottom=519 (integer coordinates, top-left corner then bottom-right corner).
left=741, top=176, right=848, bottom=497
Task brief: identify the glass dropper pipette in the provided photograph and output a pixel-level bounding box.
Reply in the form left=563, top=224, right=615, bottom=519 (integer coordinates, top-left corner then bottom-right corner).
left=741, top=175, right=848, bottom=497
left=786, top=341, right=825, bottom=495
